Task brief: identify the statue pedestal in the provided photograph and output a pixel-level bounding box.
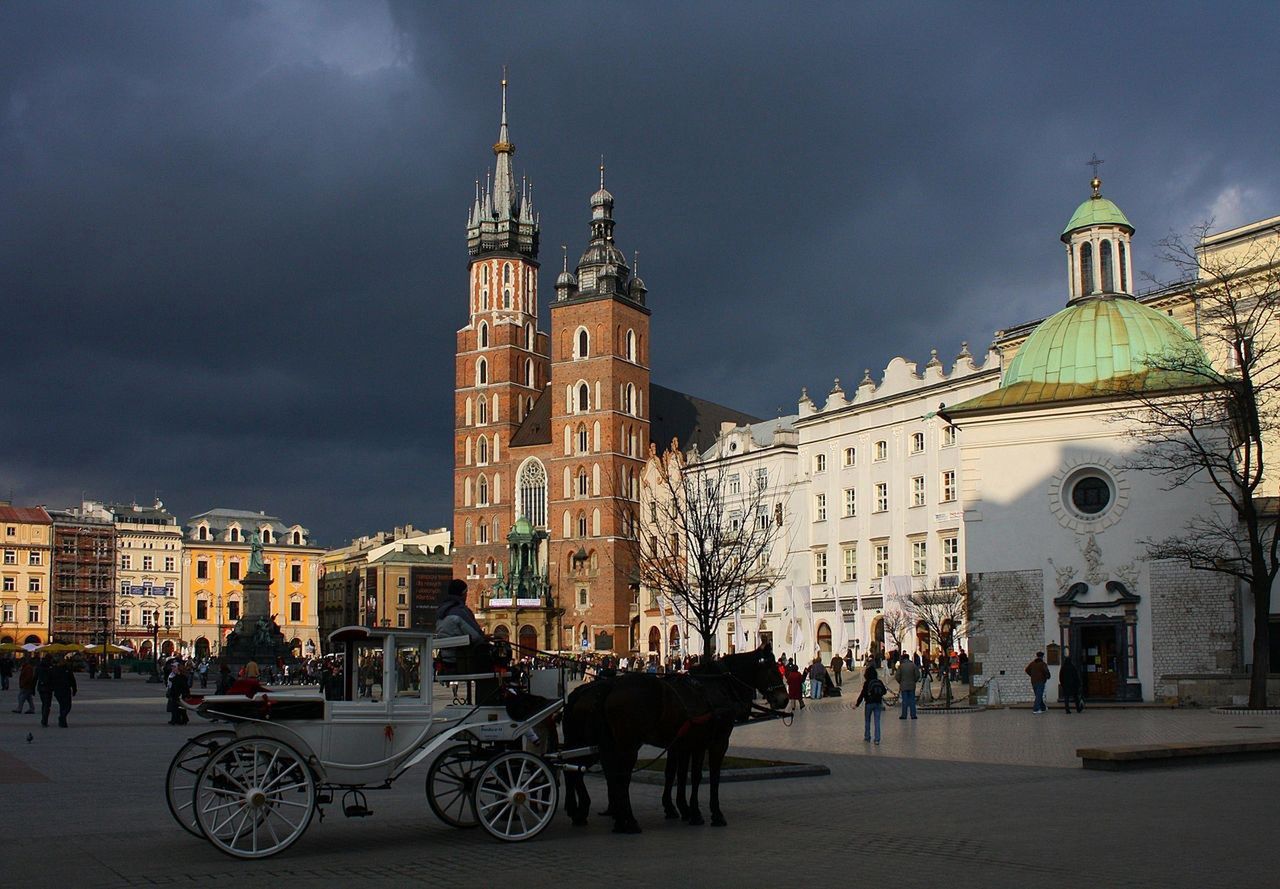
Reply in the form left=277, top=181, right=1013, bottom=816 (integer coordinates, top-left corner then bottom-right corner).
left=221, top=570, right=294, bottom=679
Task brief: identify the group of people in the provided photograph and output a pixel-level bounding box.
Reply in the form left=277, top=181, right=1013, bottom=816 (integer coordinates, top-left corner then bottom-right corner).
left=5, top=653, right=77, bottom=727
left=1025, top=651, right=1085, bottom=714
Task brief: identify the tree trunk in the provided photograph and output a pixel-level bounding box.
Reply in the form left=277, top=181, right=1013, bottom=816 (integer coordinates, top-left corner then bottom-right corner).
left=1249, top=578, right=1271, bottom=709
left=700, top=627, right=716, bottom=660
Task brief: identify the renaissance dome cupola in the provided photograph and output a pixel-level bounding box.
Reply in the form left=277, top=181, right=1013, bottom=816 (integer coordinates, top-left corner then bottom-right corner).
left=1061, top=157, right=1134, bottom=303
left=562, top=162, right=646, bottom=306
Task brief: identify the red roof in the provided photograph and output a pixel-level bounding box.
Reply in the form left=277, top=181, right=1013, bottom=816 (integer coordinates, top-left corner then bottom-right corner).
left=0, top=506, right=52, bottom=524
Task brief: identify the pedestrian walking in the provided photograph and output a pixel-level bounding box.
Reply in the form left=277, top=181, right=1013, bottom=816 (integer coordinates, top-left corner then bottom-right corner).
left=35, top=654, right=55, bottom=727
left=808, top=657, right=827, bottom=700
left=198, top=659, right=209, bottom=689
left=1, top=654, right=14, bottom=690
left=785, top=663, right=805, bottom=712
left=854, top=665, right=887, bottom=744
left=167, top=663, right=191, bottom=725
left=894, top=655, right=919, bottom=719
left=215, top=661, right=232, bottom=695
left=49, top=657, right=77, bottom=727
left=13, top=656, right=36, bottom=714
left=830, top=652, right=844, bottom=688
left=1059, top=656, right=1084, bottom=713
left=1025, top=651, right=1050, bottom=713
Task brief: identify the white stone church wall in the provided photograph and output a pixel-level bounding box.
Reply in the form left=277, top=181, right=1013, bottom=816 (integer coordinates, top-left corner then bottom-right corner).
left=1148, top=559, right=1239, bottom=701
left=967, top=568, right=1043, bottom=703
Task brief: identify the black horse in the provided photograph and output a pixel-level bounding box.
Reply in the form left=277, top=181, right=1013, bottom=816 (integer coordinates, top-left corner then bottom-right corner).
left=561, top=645, right=787, bottom=834
left=661, top=648, right=789, bottom=827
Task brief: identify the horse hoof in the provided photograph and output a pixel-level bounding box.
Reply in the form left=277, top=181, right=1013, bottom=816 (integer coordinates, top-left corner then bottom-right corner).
left=687, top=813, right=705, bottom=826
left=612, top=821, right=642, bottom=834
left=571, top=818, right=589, bottom=827
left=664, top=809, right=680, bottom=820
left=598, top=808, right=614, bottom=817
left=711, top=815, right=727, bottom=827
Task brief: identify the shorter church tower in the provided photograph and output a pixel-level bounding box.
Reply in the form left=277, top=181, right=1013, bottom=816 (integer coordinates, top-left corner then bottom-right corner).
left=1062, top=162, right=1135, bottom=302
left=546, top=168, right=651, bottom=652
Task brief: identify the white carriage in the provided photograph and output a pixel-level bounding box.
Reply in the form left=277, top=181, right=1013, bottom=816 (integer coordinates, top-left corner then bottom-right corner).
left=165, top=626, right=567, bottom=858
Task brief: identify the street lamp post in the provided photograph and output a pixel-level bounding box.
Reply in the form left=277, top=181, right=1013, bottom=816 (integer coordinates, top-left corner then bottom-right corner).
left=100, top=616, right=110, bottom=679
left=146, top=618, right=161, bottom=683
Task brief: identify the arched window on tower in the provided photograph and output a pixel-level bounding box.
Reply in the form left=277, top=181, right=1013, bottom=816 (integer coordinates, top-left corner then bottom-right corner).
left=477, top=358, right=488, bottom=386
left=503, top=265, right=512, bottom=309
left=517, top=458, right=548, bottom=529
left=577, top=424, right=588, bottom=454
left=478, top=474, right=489, bottom=506
left=479, top=321, right=489, bottom=348
left=626, top=329, right=636, bottom=362
left=578, top=383, right=590, bottom=412
left=503, top=287, right=511, bottom=310
left=525, top=323, right=534, bottom=350
left=577, top=328, right=589, bottom=359
left=1100, top=240, right=1115, bottom=293
left=623, top=383, right=636, bottom=415
left=525, top=359, right=534, bottom=388
left=477, top=398, right=488, bottom=425
left=481, top=265, right=490, bottom=310
left=1119, top=242, right=1128, bottom=292
left=477, top=436, right=488, bottom=465
left=1080, top=242, right=1094, bottom=295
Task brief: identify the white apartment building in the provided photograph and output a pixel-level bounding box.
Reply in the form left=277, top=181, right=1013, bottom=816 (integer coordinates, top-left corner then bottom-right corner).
left=793, top=348, right=1000, bottom=663
left=112, top=501, right=184, bottom=655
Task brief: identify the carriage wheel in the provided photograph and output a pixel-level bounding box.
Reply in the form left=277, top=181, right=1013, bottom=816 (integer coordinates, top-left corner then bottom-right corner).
left=472, top=751, right=558, bottom=842
left=166, top=730, right=236, bottom=837
left=426, top=745, right=486, bottom=828
left=194, top=737, right=316, bottom=859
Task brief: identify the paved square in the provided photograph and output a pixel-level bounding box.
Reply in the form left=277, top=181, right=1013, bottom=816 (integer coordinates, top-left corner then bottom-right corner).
left=1, top=675, right=1274, bottom=888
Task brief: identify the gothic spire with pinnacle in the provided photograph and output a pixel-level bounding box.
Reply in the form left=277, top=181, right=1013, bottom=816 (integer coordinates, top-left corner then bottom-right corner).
left=467, top=70, right=538, bottom=259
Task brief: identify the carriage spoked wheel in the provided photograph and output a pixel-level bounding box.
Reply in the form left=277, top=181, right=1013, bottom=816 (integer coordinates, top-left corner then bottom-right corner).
left=194, top=737, right=317, bottom=859
left=166, top=730, right=236, bottom=837
left=472, top=751, right=559, bottom=842
left=426, top=744, right=487, bottom=828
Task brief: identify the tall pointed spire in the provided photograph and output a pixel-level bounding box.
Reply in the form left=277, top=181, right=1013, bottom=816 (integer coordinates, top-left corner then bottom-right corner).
left=466, top=69, right=538, bottom=259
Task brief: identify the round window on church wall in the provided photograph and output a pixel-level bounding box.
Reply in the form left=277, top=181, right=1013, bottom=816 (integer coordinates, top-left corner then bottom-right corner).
left=1070, top=474, right=1111, bottom=516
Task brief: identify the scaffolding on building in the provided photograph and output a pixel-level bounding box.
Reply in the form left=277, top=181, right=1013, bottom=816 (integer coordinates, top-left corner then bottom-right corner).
left=51, top=514, right=116, bottom=647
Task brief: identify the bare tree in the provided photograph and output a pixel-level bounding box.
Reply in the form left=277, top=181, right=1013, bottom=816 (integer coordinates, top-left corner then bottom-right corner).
left=630, top=441, right=786, bottom=657
left=881, top=605, right=911, bottom=655
left=1122, top=222, right=1280, bottom=708
left=903, top=582, right=979, bottom=709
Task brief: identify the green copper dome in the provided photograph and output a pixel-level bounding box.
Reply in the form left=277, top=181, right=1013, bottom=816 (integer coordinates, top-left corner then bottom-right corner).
left=510, top=516, right=534, bottom=536
left=1062, top=195, right=1133, bottom=241
left=949, top=296, right=1214, bottom=414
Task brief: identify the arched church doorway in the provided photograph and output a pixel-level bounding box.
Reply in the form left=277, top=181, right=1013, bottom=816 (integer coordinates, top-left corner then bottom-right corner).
left=519, top=624, right=538, bottom=656
left=816, top=622, right=832, bottom=657
left=647, top=626, right=660, bottom=653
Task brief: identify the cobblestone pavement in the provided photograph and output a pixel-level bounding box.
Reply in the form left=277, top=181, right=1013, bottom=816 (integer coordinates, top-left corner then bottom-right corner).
left=1, top=674, right=1275, bottom=888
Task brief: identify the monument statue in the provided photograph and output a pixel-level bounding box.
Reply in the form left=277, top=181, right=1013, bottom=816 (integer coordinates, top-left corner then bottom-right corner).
left=248, top=529, right=266, bottom=574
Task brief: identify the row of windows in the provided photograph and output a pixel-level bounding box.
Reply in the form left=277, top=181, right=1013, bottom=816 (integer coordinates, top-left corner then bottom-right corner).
left=120, top=555, right=176, bottom=571
left=724, top=468, right=771, bottom=494
left=194, top=526, right=304, bottom=545
left=2, top=576, right=43, bottom=592
left=118, top=580, right=176, bottom=595
left=814, top=471, right=956, bottom=520
left=463, top=434, right=503, bottom=467
left=0, top=603, right=40, bottom=624
left=571, top=326, right=640, bottom=363
left=475, top=320, right=538, bottom=353
left=1072, top=238, right=1128, bottom=296
left=813, top=428, right=957, bottom=474
left=565, top=381, right=642, bottom=417
left=194, top=560, right=304, bottom=583
left=474, top=261, right=535, bottom=315
left=813, top=534, right=959, bottom=584
left=189, top=598, right=304, bottom=623
left=2, top=550, right=42, bottom=565
left=471, top=357, right=539, bottom=391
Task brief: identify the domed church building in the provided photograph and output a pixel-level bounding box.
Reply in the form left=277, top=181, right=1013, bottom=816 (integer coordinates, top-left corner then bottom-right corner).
left=942, top=176, right=1240, bottom=703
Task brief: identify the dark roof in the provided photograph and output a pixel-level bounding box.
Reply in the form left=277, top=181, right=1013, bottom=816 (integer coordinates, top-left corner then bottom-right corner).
left=650, top=384, right=761, bottom=453
left=509, top=386, right=553, bottom=447
left=506, top=382, right=760, bottom=454
left=0, top=505, right=52, bottom=524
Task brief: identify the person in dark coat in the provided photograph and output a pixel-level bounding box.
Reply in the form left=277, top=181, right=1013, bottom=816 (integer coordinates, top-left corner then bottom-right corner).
left=35, top=654, right=55, bottom=726
left=167, top=663, right=191, bottom=725
left=1059, top=656, right=1084, bottom=713
left=215, top=661, right=233, bottom=695
left=49, top=657, right=77, bottom=727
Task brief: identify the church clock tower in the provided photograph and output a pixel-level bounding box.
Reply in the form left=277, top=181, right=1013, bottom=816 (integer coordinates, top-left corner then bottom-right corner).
left=454, top=78, right=549, bottom=589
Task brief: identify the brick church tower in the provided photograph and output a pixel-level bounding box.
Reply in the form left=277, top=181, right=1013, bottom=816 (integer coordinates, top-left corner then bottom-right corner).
left=546, top=167, right=651, bottom=652
left=453, top=78, right=548, bottom=588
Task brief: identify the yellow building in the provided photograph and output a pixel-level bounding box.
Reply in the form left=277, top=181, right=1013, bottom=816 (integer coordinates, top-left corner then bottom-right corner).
left=181, top=508, right=323, bottom=660
left=111, top=501, right=184, bottom=656
left=0, top=504, right=53, bottom=646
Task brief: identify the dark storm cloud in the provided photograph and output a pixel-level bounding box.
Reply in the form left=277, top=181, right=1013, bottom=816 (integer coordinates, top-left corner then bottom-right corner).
left=4, top=1, right=1279, bottom=543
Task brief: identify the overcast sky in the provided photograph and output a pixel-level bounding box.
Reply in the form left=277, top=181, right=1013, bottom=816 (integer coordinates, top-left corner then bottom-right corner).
left=4, top=1, right=1278, bottom=545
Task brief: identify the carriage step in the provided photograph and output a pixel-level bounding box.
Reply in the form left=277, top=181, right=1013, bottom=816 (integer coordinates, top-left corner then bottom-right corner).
left=343, top=805, right=374, bottom=818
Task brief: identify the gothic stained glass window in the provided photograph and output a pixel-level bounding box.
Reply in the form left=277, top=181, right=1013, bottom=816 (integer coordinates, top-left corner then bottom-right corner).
left=518, top=459, right=548, bottom=529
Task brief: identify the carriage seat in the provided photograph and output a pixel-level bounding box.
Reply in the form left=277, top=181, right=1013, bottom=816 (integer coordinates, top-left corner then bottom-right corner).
left=197, top=691, right=327, bottom=722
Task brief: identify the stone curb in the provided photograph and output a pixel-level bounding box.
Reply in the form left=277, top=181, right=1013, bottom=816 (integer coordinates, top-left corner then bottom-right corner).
left=631, top=763, right=830, bottom=785
left=1209, top=706, right=1280, bottom=717
left=916, top=706, right=984, bottom=714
